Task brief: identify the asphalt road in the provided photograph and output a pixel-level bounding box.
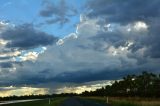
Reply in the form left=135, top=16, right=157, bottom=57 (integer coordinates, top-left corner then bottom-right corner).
left=0, top=99, right=42, bottom=105
left=60, top=97, right=109, bottom=106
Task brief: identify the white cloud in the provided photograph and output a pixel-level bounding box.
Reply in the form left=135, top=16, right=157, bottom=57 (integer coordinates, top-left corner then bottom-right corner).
left=56, top=39, right=64, bottom=45
left=19, top=52, right=39, bottom=62
left=0, top=51, right=21, bottom=57
left=80, top=14, right=88, bottom=22
left=0, top=39, right=8, bottom=46
left=76, top=18, right=100, bottom=37
left=0, top=86, right=48, bottom=97
left=107, top=41, right=133, bottom=56
left=0, top=21, right=12, bottom=34
left=133, top=21, right=148, bottom=31
left=0, top=21, right=9, bottom=28
left=56, top=33, right=78, bottom=46
left=38, top=47, right=47, bottom=54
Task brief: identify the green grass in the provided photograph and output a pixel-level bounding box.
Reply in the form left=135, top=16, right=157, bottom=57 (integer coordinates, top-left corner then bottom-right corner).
left=109, top=97, right=160, bottom=106
left=110, top=100, right=137, bottom=106
left=80, top=96, right=107, bottom=104
left=81, top=96, right=160, bottom=106
left=3, top=97, right=67, bottom=106
left=2, top=97, right=160, bottom=106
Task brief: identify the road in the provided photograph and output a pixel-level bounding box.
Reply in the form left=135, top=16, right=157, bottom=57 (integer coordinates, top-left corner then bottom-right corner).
left=60, top=97, right=109, bottom=106
left=0, top=99, right=42, bottom=105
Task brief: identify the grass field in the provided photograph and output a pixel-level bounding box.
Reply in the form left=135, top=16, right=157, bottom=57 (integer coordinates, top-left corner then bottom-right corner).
left=2, top=97, right=160, bottom=106
left=82, top=96, right=160, bottom=106
left=2, top=97, right=67, bottom=106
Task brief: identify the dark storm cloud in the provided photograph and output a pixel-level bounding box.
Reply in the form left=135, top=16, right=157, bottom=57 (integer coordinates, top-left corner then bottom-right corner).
left=1, top=24, right=58, bottom=50
left=52, top=69, right=146, bottom=83
left=0, top=56, right=11, bottom=60
left=1, top=69, right=138, bottom=85
left=86, top=0, right=160, bottom=24
left=89, top=31, right=125, bottom=50
left=1, top=0, right=160, bottom=88
left=124, top=19, right=160, bottom=58
left=0, top=61, right=22, bottom=69
left=3, top=69, right=54, bottom=85
left=39, top=0, right=77, bottom=25
left=0, top=62, right=13, bottom=68
left=143, top=20, right=160, bottom=58
left=86, top=0, right=160, bottom=59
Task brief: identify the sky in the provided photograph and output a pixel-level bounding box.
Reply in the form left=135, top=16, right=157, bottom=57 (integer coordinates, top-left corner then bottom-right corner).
left=0, top=0, right=160, bottom=96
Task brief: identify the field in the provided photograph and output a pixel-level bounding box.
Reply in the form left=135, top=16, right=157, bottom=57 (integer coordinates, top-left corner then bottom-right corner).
left=2, top=97, right=66, bottom=106
left=2, top=97, right=160, bottom=106
left=83, top=96, right=160, bottom=106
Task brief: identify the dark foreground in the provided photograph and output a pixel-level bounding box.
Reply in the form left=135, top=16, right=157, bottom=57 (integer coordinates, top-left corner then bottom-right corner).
left=1, top=97, right=160, bottom=106
left=0, top=97, right=109, bottom=106
left=60, top=97, right=108, bottom=106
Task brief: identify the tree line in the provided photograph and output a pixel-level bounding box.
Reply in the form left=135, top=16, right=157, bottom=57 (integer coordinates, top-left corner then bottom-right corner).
left=81, top=71, right=160, bottom=97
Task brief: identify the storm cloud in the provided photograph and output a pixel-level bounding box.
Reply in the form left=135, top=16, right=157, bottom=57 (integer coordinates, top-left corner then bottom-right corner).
left=1, top=24, right=58, bottom=50
left=39, top=0, right=77, bottom=25
left=86, top=0, right=160, bottom=24
left=0, top=62, right=13, bottom=68
left=0, top=22, right=57, bottom=76
left=0, top=0, right=160, bottom=95
left=12, top=16, right=159, bottom=85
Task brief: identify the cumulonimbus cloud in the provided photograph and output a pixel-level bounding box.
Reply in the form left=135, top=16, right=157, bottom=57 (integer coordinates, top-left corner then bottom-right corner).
left=0, top=0, right=160, bottom=94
